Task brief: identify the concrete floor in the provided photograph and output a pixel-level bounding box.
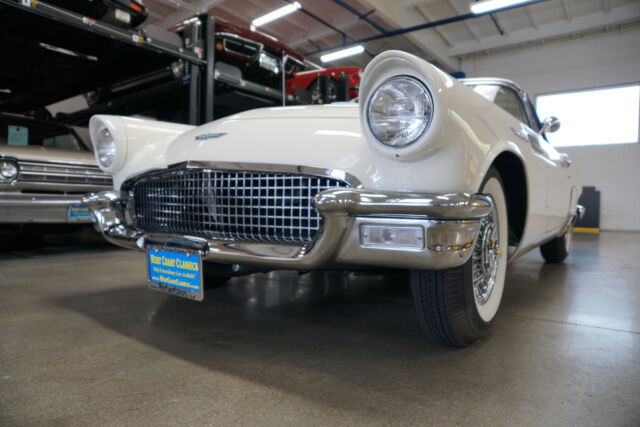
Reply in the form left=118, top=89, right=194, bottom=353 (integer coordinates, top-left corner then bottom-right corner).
left=1, top=231, right=639, bottom=426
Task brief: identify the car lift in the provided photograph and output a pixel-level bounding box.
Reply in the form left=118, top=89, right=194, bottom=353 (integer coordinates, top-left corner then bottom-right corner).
left=0, top=0, right=300, bottom=126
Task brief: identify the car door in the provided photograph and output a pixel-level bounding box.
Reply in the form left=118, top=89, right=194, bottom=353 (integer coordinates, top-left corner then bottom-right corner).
left=472, top=84, right=551, bottom=235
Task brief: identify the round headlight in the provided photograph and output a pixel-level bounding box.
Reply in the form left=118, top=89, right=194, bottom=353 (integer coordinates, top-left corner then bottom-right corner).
left=0, top=159, right=19, bottom=182
left=96, top=127, right=117, bottom=168
left=366, top=76, right=433, bottom=148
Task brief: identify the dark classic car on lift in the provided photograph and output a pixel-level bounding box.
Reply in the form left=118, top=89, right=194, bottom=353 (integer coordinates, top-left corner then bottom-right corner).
left=44, top=0, right=148, bottom=29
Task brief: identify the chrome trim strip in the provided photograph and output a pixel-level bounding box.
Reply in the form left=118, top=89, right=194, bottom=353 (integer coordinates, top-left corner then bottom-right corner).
left=313, top=189, right=492, bottom=219
left=124, top=161, right=363, bottom=189
left=460, top=77, right=540, bottom=132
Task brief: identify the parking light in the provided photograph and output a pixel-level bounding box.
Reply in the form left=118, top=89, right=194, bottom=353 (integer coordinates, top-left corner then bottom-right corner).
left=360, top=224, right=425, bottom=250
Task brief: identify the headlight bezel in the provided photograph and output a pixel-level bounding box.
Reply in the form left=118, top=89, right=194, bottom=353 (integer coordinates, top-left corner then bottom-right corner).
left=358, top=50, right=452, bottom=161
left=89, top=116, right=127, bottom=173
left=365, top=75, right=434, bottom=149
left=96, top=126, right=117, bottom=169
left=0, top=158, right=19, bottom=183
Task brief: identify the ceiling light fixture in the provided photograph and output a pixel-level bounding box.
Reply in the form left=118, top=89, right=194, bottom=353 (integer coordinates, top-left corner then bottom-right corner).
left=320, top=45, right=365, bottom=63
left=252, top=2, right=302, bottom=27
left=470, top=0, right=540, bottom=15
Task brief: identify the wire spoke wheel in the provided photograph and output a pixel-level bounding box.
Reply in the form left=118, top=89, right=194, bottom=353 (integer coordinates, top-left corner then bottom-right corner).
left=472, top=215, right=500, bottom=306
left=410, top=167, right=508, bottom=346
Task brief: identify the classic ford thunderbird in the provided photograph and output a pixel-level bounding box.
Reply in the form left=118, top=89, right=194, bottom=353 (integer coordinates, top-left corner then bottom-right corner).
left=83, top=51, right=583, bottom=347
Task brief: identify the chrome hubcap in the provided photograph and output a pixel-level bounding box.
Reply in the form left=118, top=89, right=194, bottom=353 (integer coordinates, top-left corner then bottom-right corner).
left=473, top=214, right=500, bottom=305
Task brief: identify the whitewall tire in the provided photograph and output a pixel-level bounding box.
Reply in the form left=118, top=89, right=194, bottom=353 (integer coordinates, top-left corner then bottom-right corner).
left=410, top=167, right=508, bottom=347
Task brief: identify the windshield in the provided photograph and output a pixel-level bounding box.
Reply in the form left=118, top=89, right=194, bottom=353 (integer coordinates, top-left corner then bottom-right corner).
left=467, top=84, right=529, bottom=125
left=0, top=116, right=86, bottom=151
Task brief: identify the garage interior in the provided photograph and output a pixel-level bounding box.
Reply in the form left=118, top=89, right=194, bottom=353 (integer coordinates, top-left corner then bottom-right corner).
left=1, top=0, right=639, bottom=425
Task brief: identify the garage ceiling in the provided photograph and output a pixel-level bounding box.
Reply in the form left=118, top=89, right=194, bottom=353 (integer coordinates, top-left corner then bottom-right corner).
left=142, top=0, right=640, bottom=71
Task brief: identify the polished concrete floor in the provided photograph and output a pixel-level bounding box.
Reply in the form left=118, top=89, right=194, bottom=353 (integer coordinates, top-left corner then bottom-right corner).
left=1, top=231, right=639, bottom=425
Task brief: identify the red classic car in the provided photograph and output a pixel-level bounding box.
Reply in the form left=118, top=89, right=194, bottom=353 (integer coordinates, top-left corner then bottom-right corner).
left=287, top=67, right=362, bottom=104
left=171, top=17, right=306, bottom=88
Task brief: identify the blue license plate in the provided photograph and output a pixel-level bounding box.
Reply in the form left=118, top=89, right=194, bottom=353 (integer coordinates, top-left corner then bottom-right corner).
left=68, top=205, right=93, bottom=222
left=147, top=248, right=204, bottom=301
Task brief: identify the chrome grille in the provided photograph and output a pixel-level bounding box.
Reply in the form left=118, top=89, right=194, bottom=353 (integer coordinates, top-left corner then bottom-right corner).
left=18, top=160, right=112, bottom=186
left=131, top=168, right=350, bottom=245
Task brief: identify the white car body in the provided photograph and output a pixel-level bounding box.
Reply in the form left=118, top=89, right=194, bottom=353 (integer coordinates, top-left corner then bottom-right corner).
left=88, top=51, right=580, bottom=264
left=83, top=50, right=584, bottom=346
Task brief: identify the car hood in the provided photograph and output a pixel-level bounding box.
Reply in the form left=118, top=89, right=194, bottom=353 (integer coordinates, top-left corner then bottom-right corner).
left=114, top=102, right=405, bottom=190
left=165, top=104, right=367, bottom=170
left=219, top=103, right=360, bottom=120
left=1, top=145, right=98, bottom=166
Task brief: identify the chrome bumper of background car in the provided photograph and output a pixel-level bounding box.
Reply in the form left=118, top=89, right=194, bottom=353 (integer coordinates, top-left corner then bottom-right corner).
left=83, top=189, right=493, bottom=270
left=0, top=193, right=92, bottom=223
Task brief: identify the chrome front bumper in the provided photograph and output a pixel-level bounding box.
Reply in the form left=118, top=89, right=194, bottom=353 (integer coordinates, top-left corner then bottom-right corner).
left=0, top=193, right=92, bottom=223
left=83, top=189, right=493, bottom=271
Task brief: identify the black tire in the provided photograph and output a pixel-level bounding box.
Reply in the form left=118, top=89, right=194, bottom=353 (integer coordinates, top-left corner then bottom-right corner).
left=16, top=225, right=44, bottom=249
left=309, top=78, right=338, bottom=104
left=203, top=264, right=232, bottom=289
left=540, top=229, right=571, bottom=263
left=410, top=168, right=508, bottom=347
left=204, top=276, right=231, bottom=289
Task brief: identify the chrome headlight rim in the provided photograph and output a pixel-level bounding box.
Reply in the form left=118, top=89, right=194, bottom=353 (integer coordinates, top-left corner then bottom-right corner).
left=89, top=115, right=127, bottom=174
left=0, top=158, right=19, bottom=183
left=365, top=75, right=434, bottom=149
left=96, top=126, right=117, bottom=169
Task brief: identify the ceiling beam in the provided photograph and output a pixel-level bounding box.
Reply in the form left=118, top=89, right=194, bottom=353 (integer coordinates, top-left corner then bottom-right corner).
left=360, top=0, right=459, bottom=71
left=285, top=15, right=365, bottom=48
left=445, top=0, right=482, bottom=40
left=416, top=5, right=453, bottom=46
left=449, top=3, right=640, bottom=57
left=150, top=0, right=194, bottom=12
left=154, top=0, right=227, bottom=28
left=404, top=0, right=439, bottom=7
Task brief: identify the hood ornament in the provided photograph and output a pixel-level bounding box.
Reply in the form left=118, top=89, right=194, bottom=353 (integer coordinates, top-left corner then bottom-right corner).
left=195, top=132, right=227, bottom=141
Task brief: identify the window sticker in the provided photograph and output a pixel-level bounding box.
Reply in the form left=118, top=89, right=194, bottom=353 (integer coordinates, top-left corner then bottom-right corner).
left=8, top=126, right=28, bottom=146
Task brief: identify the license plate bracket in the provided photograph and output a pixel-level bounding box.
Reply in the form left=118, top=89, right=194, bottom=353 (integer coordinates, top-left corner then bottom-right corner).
left=147, top=247, right=204, bottom=301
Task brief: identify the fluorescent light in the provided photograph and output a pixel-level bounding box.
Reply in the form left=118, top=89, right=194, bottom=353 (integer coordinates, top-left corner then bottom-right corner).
left=252, top=2, right=301, bottom=27
left=470, top=0, right=537, bottom=15
left=320, top=45, right=365, bottom=63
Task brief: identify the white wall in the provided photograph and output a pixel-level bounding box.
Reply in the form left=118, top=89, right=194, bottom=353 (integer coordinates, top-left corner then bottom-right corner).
left=461, top=26, right=640, bottom=231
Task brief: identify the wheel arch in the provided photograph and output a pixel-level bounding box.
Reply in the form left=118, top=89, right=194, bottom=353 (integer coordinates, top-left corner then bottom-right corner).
left=490, top=151, right=528, bottom=247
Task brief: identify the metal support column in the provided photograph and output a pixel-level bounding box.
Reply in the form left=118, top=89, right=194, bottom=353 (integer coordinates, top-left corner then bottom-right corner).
left=201, top=14, right=215, bottom=124
left=282, top=53, right=288, bottom=106
left=188, top=63, right=200, bottom=125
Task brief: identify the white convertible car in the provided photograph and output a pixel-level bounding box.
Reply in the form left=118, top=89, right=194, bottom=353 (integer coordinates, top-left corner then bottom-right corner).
left=83, top=51, right=583, bottom=347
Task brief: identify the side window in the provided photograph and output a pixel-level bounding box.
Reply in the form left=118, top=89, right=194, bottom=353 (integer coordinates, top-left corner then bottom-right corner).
left=0, top=118, right=85, bottom=151
left=42, top=134, right=82, bottom=151
left=471, top=85, right=529, bottom=125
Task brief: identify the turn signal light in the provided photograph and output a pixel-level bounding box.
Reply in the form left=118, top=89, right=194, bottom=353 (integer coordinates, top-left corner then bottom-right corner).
left=360, top=224, right=424, bottom=250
